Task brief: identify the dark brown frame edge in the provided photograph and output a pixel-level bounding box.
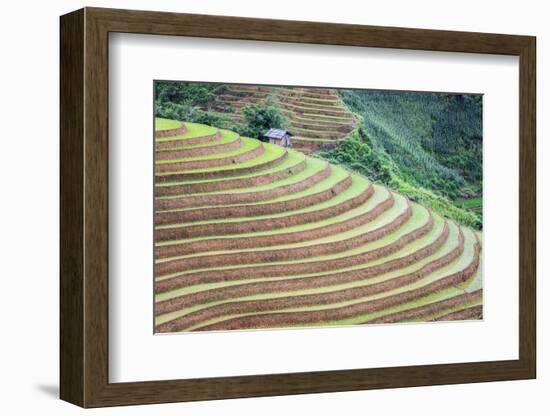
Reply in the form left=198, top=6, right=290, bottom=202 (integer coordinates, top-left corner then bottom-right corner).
left=60, top=7, right=536, bottom=408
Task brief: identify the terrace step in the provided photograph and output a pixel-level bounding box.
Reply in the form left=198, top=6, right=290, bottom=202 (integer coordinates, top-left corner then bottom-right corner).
left=291, top=137, right=340, bottom=152
left=288, top=110, right=355, bottom=122
left=154, top=215, right=454, bottom=329
left=155, top=210, right=447, bottom=309
left=154, top=118, right=187, bottom=138
left=278, top=96, right=340, bottom=108
left=154, top=220, right=453, bottom=318
left=156, top=166, right=351, bottom=223
left=155, top=201, right=438, bottom=286
left=224, top=89, right=270, bottom=99
left=155, top=123, right=220, bottom=149
left=155, top=130, right=241, bottom=160
left=155, top=143, right=287, bottom=182
left=152, top=120, right=483, bottom=333
left=229, top=84, right=274, bottom=93
left=286, top=97, right=341, bottom=107
left=303, top=87, right=337, bottom=95
left=290, top=128, right=347, bottom=139
left=156, top=193, right=411, bottom=273
left=278, top=88, right=340, bottom=101
left=155, top=183, right=391, bottom=259
left=156, top=150, right=306, bottom=194
left=155, top=158, right=332, bottom=210
left=155, top=137, right=264, bottom=172
left=278, top=102, right=352, bottom=118
left=289, top=116, right=355, bottom=128
left=432, top=303, right=483, bottom=321
left=155, top=170, right=371, bottom=241
left=290, top=120, right=354, bottom=132
left=292, top=147, right=313, bottom=155
left=155, top=216, right=471, bottom=331
left=203, top=86, right=357, bottom=149
left=169, top=226, right=477, bottom=331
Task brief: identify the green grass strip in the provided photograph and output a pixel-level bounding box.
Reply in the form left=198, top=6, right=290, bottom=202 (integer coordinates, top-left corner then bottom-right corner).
left=155, top=214, right=452, bottom=322
left=156, top=129, right=238, bottom=151
left=158, top=157, right=344, bottom=214
left=155, top=166, right=363, bottom=229
left=156, top=181, right=387, bottom=248
left=283, top=113, right=354, bottom=126
left=156, top=199, right=432, bottom=283
left=156, top=136, right=260, bottom=164
left=289, top=119, right=352, bottom=129
left=155, top=122, right=217, bottom=142
left=280, top=108, right=353, bottom=122
left=288, top=113, right=354, bottom=125
left=178, top=224, right=475, bottom=330
left=155, top=117, right=182, bottom=131
left=291, top=127, right=345, bottom=135
left=159, top=192, right=409, bottom=263
left=156, top=149, right=305, bottom=188
left=156, top=142, right=285, bottom=175
left=277, top=93, right=339, bottom=103
left=458, top=242, right=483, bottom=293
left=157, top=217, right=467, bottom=328
left=155, top=211, right=446, bottom=301
left=292, top=136, right=339, bottom=143
left=285, top=101, right=346, bottom=112
left=401, top=296, right=482, bottom=323
left=156, top=155, right=328, bottom=200
left=279, top=101, right=350, bottom=114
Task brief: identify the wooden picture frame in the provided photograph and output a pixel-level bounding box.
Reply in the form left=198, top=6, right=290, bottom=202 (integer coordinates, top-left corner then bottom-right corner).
left=60, top=7, right=536, bottom=408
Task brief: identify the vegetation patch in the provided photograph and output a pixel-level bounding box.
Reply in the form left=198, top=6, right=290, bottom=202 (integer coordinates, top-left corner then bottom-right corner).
left=315, top=127, right=482, bottom=229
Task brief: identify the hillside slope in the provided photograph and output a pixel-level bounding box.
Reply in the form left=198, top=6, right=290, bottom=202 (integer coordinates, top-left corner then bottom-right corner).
left=339, top=89, right=483, bottom=200
left=211, top=84, right=357, bottom=154
left=154, top=118, right=483, bottom=333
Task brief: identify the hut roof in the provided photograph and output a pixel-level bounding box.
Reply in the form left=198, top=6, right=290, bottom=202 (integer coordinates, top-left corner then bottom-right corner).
left=263, top=128, right=293, bottom=139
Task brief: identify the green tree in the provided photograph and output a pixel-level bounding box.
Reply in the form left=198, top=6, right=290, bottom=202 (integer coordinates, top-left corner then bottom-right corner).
left=240, top=102, right=288, bottom=140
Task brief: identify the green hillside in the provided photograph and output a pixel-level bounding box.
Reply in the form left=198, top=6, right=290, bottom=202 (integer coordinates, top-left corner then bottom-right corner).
left=339, top=89, right=482, bottom=199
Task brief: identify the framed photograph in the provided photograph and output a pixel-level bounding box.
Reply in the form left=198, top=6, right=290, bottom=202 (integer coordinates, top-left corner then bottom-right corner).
left=60, top=7, right=536, bottom=407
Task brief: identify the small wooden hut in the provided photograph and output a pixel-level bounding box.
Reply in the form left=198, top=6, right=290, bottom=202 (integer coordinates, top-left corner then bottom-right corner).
left=263, top=128, right=293, bottom=147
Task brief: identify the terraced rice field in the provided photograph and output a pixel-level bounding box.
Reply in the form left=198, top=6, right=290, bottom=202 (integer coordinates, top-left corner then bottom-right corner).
left=154, top=118, right=483, bottom=333
left=212, top=85, right=357, bottom=154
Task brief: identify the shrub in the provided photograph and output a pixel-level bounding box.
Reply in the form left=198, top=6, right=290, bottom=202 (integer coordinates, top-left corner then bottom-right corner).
left=239, top=101, right=289, bottom=140
left=154, top=81, right=219, bottom=108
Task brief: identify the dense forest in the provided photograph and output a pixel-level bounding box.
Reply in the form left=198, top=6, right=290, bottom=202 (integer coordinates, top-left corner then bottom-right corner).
left=339, top=90, right=482, bottom=199
left=154, top=81, right=483, bottom=229
left=317, top=90, right=483, bottom=229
